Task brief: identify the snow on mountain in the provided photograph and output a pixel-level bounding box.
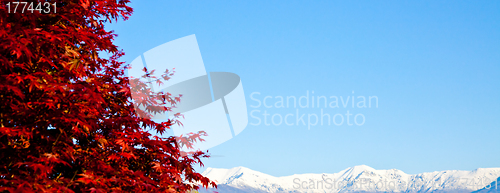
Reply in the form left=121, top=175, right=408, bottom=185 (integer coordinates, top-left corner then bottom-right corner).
left=199, top=165, right=500, bottom=193
left=473, top=176, right=500, bottom=193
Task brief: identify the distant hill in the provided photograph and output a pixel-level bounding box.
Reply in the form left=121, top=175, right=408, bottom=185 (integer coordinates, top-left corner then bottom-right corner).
left=473, top=176, right=500, bottom=193
left=197, top=165, right=500, bottom=193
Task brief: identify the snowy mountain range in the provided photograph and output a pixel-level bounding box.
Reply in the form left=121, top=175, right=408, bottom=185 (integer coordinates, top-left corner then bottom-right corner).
left=198, top=165, right=500, bottom=193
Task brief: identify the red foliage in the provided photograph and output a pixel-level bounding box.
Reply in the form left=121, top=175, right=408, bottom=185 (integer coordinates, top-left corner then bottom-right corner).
left=0, top=0, right=216, bottom=192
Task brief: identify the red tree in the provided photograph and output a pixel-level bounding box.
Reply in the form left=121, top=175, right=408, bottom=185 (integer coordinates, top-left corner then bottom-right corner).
left=0, top=0, right=215, bottom=192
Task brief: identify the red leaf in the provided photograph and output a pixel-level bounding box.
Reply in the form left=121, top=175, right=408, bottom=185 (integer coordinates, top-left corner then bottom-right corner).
left=0, top=1, right=215, bottom=192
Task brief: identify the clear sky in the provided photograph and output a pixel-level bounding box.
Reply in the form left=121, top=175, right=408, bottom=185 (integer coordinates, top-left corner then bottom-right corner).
left=107, top=0, right=500, bottom=177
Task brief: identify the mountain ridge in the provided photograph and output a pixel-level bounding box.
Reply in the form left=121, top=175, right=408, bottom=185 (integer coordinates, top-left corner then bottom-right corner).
left=199, top=165, right=500, bottom=193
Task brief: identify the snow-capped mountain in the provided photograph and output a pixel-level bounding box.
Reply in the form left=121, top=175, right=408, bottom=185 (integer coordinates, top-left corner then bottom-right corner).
left=199, top=165, right=500, bottom=193
left=473, top=176, right=500, bottom=193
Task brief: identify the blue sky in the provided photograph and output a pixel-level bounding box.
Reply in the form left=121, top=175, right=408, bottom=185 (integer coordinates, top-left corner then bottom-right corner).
left=108, top=1, right=500, bottom=176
